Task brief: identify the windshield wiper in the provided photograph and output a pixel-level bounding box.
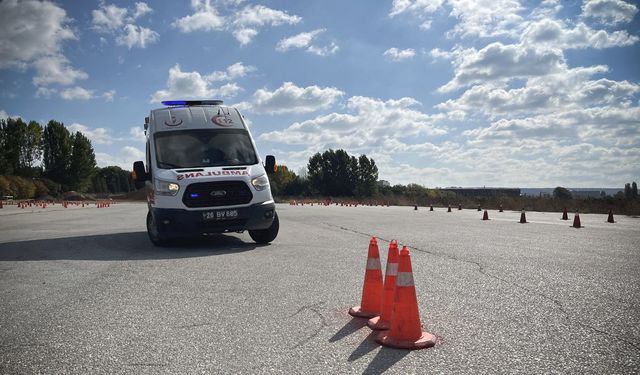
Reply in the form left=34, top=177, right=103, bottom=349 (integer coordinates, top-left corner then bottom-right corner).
left=157, top=161, right=183, bottom=169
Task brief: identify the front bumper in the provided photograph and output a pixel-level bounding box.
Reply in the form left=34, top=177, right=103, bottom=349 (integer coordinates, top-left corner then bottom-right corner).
left=150, top=201, right=275, bottom=238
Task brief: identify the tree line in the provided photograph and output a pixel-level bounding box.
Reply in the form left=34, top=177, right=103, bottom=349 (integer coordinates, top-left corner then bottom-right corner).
left=0, top=117, right=134, bottom=198
left=268, top=149, right=379, bottom=198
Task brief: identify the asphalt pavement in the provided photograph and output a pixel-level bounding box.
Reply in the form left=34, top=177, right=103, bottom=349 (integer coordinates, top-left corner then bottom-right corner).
left=0, top=202, right=639, bottom=374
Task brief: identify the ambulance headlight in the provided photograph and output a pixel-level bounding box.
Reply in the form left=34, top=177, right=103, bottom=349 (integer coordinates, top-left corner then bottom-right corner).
left=251, top=175, right=270, bottom=191
left=155, top=179, right=180, bottom=196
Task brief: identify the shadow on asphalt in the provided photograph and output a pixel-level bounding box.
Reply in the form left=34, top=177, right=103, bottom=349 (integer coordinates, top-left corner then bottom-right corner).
left=329, top=317, right=368, bottom=342
left=0, top=231, right=267, bottom=261
left=363, top=347, right=411, bottom=375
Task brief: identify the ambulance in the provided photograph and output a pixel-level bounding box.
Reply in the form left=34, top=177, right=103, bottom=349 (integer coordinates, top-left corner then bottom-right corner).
left=132, top=100, right=278, bottom=246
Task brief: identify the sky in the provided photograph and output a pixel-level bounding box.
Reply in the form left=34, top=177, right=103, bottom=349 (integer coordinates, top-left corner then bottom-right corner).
left=0, top=0, right=639, bottom=188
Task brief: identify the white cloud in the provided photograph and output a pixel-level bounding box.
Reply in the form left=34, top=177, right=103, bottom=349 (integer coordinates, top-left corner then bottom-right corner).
left=582, top=0, right=638, bottom=25
left=151, top=64, right=244, bottom=102
left=259, top=95, right=446, bottom=147
left=389, top=0, right=444, bottom=17
left=276, top=29, right=338, bottom=56
left=173, top=0, right=225, bottom=32
left=0, top=110, right=8, bottom=119
left=32, top=55, right=88, bottom=86
left=384, top=47, right=417, bottom=61
left=521, top=19, right=638, bottom=49
left=96, top=146, right=145, bottom=170
left=247, top=82, right=344, bottom=114
left=130, top=127, right=146, bottom=143
left=58, top=87, right=115, bottom=102
left=232, top=4, right=301, bottom=28
left=92, top=2, right=158, bottom=49
left=133, top=2, right=153, bottom=19
left=174, top=1, right=301, bottom=45
left=60, top=87, right=95, bottom=101
left=0, top=0, right=87, bottom=91
left=206, top=62, right=256, bottom=81
left=438, top=42, right=565, bottom=92
left=68, top=123, right=114, bottom=145
left=447, top=0, right=524, bottom=38
left=92, top=3, right=128, bottom=32
left=116, top=25, right=159, bottom=49
left=102, top=90, right=116, bottom=102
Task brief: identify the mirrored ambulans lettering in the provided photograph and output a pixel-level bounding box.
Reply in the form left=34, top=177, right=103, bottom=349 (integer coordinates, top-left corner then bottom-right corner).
left=176, top=170, right=249, bottom=180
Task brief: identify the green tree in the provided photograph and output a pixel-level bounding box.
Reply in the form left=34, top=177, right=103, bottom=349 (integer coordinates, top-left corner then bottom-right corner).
left=268, top=164, right=297, bottom=196
left=632, top=182, right=638, bottom=199
left=355, top=154, right=378, bottom=197
left=624, top=183, right=632, bottom=200
left=68, top=132, right=96, bottom=192
left=2, top=117, right=27, bottom=175
left=553, top=186, right=572, bottom=200
left=0, top=119, right=10, bottom=175
left=21, top=121, right=43, bottom=176
left=43, top=120, right=72, bottom=186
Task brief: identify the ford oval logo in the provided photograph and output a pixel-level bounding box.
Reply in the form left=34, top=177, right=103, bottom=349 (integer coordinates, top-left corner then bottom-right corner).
left=210, top=190, right=227, bottom=197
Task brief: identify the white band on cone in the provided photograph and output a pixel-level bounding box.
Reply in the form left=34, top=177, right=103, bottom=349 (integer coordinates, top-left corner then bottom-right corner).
left=396, top=272, right=414, bottom=287
left=366, top=258, right=381, bottom=270
left=385, top=263, right=398, bottom=276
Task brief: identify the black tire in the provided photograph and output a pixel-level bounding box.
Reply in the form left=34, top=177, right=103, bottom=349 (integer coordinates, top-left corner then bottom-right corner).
left=248, top=212, right=279, bottom=244
left=146, top=211, right=168, bottom=247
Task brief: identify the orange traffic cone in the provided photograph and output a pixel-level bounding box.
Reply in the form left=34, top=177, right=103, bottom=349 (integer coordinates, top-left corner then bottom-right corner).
left=562, top=207, right=568, bottom=220
left=482, top=210, right=489, bottom=220
left=458, top=204, right=462, bottom=210
left=375, top=246, right=436, bottom=350
left=520, top=209, right=527, bottom=223
left=368, top=240, right=399, bottom=330
left=349, top=237, right=384, bottom=318
left=607, top=209, right=615, bottom=223
left=414, top=205, right=418, bottom=211
left=429, top=205, right=433, bottom=211
left=447, top=205, right=451, bottom=212
left=572, top=211, right=581, bottom=228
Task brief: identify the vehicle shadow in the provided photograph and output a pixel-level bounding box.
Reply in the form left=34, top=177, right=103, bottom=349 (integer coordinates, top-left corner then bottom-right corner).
left=0, top=231, right=266, bottom=261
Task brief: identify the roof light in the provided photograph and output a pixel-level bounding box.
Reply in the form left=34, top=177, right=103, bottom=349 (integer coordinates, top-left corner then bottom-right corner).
left=161, top=100, right=224, bottom=106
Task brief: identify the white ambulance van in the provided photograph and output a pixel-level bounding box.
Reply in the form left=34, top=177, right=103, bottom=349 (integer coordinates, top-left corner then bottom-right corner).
left=132, top=100, right=278, bottom=246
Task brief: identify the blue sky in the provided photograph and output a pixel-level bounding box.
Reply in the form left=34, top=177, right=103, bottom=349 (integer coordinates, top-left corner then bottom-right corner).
left=1, top=0, right=638, bottom=187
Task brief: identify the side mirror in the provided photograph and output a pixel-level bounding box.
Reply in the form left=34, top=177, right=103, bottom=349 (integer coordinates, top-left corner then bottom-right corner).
left=132, top=161, right=148, bottom=189
left=265, top=155, right=277, bottom=175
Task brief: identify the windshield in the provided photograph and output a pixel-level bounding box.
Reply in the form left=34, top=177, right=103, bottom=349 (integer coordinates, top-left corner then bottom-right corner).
left=154, top=129, right=258, bottom=169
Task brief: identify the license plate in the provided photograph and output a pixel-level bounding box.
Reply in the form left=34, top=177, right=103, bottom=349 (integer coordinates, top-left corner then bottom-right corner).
left=202, top=209, right=238, bottom=221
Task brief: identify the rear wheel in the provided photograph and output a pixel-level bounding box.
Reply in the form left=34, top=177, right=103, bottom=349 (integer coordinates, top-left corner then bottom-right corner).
left=249, top=212, right=279, bottom=244
left=147, top=211, right=168, bottom=247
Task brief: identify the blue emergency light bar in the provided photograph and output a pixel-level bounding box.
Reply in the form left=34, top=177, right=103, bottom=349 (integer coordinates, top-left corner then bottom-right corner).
left=162, top=100, right=224, bottom=106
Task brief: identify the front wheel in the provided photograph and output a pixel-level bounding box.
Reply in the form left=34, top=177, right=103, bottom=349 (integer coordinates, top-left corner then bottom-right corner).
left=249, top=212, right=279, bottom=244
left=147, top=211, right=168, bottom=247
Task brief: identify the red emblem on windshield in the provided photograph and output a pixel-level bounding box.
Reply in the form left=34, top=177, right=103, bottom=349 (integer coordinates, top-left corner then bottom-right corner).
left=212, top=115, right=234, bottom=127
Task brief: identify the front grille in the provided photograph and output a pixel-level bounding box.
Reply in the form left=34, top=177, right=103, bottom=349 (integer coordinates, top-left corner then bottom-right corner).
left=183, top=181, right=253, bottom=208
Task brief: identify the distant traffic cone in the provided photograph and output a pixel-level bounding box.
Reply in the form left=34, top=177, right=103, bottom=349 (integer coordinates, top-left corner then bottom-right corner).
left=375, top=246, right=436, bottom=350
left=368, top=240, right=399, bottom=330
left=429, top=205, right=433, bottom=211
left=447, top=205, right=451, bottom=212
left=477, top=205, right=482, bottom=211
left=607, top=209, right=615, bottom=223
left=572, top=211, right=582, bottom=228
left=562, top=207, right=568, bottom=220
left=349, top=237, right=384, bottom=318
left=482, top=210, right=489, bottom=220
left=499, top=204, right=503, bottom=212
left=458, top=204, right=462, bottom=210
left=414, top=205, right=418, bottom=211
left=520, top=209, right=527, bottom=223
left=0, top=200, right=3, bottom=208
